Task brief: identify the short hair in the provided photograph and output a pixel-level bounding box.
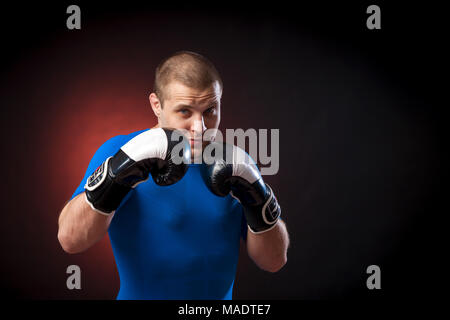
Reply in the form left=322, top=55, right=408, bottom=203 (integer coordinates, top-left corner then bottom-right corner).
left=154, top=51, right=223, bottom=105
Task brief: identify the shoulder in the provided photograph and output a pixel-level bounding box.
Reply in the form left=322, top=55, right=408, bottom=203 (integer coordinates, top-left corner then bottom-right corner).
left=86, top=129, right=150, bottom=164
left=96, top=128, right=150, bottom=153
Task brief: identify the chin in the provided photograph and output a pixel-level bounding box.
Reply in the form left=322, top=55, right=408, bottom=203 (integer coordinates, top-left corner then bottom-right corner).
left=190, top=148, right=203, bottom=163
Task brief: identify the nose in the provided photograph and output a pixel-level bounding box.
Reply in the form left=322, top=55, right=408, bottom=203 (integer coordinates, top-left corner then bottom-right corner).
left=190, top=116, right=206, bottom=139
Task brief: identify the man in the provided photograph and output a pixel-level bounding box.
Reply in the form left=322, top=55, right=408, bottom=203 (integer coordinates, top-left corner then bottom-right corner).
left=57, top=51, right=290, bottom=299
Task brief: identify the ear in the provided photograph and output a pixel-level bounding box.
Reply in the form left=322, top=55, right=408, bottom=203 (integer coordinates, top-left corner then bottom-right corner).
left=149, top=93, right=162, bottom=118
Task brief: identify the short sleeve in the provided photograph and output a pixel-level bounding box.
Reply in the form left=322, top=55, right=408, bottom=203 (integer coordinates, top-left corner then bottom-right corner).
left=240, top=210, right=248, bottom=241
left=228, top=197, right=248, bottom=241
left=69, top=135, right=128, bottom=201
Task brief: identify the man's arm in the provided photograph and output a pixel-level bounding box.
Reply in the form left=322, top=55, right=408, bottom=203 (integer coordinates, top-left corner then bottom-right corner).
left=58, top=128, right=191, bottom=254
left=243, top=219, right=289, bottom=273
left=201, top=142, right=288, bottom=272
left=57, top=192, right=114, bottom=254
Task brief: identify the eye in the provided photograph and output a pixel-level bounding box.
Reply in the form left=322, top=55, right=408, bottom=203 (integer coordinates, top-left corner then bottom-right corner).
left=179, top=109, right=190, bottom=116
left=205, top=106, right=216, bottom=115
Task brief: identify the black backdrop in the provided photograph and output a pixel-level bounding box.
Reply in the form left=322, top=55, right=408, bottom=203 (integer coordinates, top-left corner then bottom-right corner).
left=0, top=1, right=446, bottom=300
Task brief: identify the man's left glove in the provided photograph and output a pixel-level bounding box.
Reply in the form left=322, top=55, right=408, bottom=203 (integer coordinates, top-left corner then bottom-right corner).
left=201, top=142, right=281, bottom=234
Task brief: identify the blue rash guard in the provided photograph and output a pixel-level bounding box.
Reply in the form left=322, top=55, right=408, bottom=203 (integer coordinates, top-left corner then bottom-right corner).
left=70, top=128, right=248, bottom=300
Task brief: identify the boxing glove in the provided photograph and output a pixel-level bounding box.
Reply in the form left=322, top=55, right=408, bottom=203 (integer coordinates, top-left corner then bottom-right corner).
left=201, top=142, right=281, bottom=234
left=85, top=128, right=191, bottom=215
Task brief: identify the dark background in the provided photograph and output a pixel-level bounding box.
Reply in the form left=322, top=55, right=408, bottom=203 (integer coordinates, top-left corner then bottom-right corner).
left=0, top=1, right=446, bottom=300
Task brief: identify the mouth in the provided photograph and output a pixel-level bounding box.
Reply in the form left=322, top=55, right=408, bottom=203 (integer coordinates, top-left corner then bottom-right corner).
left=189, top=139, right=207, bottom=150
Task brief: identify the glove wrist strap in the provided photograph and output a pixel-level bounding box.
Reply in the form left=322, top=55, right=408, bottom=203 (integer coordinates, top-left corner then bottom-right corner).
left=241, top=183, right=281, bottom=234
left=84, top=157, right=131, bottom=215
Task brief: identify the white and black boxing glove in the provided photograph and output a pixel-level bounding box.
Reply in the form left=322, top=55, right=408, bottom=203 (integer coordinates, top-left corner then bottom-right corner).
left=85, top=128, right=191, bottom=215
left=201, top=142, right=281, bottom=234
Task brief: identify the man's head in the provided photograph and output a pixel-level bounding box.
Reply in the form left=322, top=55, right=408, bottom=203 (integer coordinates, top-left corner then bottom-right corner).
left=149, top=51, right=223, bottom=158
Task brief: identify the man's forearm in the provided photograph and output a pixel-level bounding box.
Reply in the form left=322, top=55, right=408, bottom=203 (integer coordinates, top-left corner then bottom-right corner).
left=246, top=219, right=289, bottom=273
left=57, top=192, right=114, bottom=254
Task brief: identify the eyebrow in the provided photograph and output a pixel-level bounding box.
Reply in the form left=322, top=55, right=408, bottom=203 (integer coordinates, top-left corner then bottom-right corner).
left=173, top=103, right=194, bottom=110
left=173, top=103, right=217, bottom=110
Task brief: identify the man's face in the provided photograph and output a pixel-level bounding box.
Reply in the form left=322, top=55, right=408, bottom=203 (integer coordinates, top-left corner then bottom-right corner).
left=150, top=81, right=221, bottom=159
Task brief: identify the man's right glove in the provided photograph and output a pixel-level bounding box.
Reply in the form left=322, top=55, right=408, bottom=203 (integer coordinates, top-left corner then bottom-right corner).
left=84, top=128, right=191, bottom=215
